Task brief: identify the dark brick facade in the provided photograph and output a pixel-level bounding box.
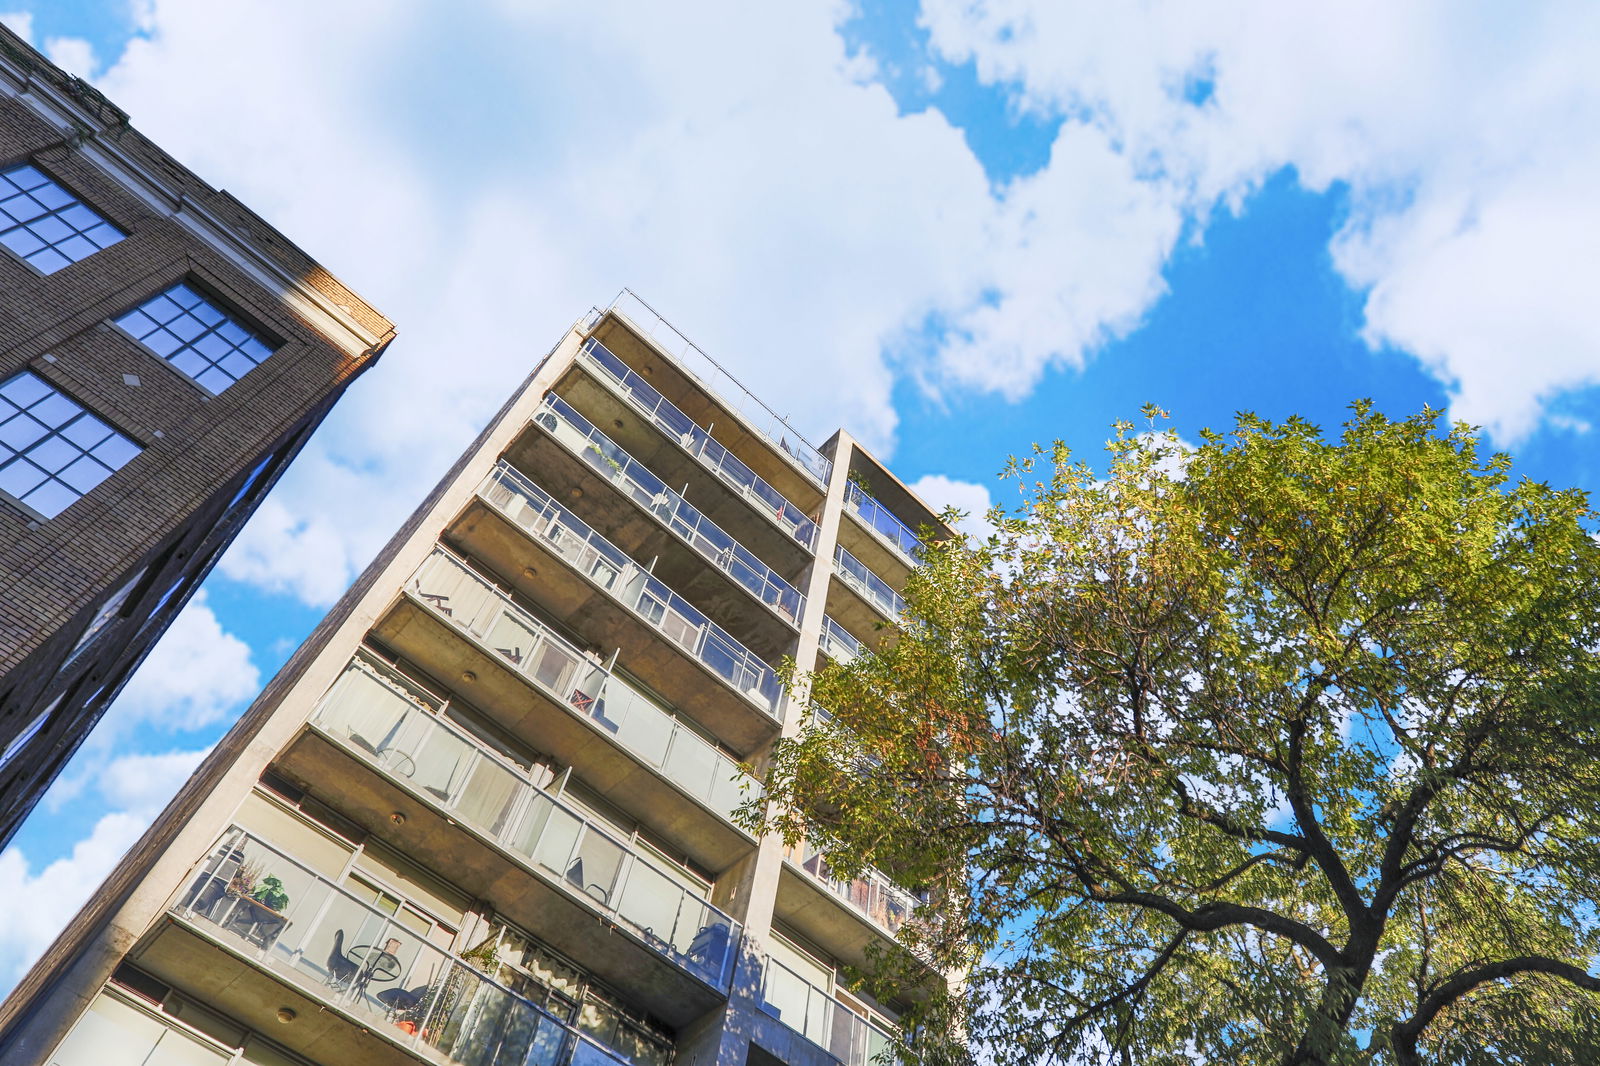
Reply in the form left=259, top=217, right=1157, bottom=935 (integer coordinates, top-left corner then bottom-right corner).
left=0, top=25, right=395, bottom=848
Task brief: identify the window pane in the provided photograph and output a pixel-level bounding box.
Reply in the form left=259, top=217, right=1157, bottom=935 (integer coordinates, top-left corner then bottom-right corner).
left=119, top=283, right=275, bottom=393
left=0, top=164, right=124, bottom=274
left=0, top=371, right=140, bottom=518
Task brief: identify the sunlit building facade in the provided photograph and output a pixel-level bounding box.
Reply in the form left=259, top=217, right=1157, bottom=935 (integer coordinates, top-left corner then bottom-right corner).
left=0, top=24, right=395, bottom=848
left=0, top=292, right=947, bottom=1066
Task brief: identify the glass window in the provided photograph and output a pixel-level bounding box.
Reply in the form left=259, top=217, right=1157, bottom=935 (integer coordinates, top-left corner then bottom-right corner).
left=66, top=565, right=148, bottom=666
left=0, top=692, right=60, bottom=773
left=47, top=989, right=231, bottom=1066
left=0, top=164, right=125, bottom=274
left=115, top=282, right=276, bottom=394
left=0, top=371, right=141, bottom=518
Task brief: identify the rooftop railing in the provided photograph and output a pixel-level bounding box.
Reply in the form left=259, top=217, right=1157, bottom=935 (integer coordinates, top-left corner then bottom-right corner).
left=843, top=482, right=925, bottom=565
left=833, top=544, right=906, bottom=620
left=473, top=469, right=784, bottom=715
left=786, top=841, right=922, bottom=942
left=578, top=338, right=819, bottom=550
left=531, top=397, right=804, bottom=625
left=820, top=615, right=863, bottom=665
left=310, top=667, right=741, bottom=991
left=606, top=289, right=834, bottom=489
left=760, top=955, right=900, bottom=1066
left=170, top=826, right=636, bottom=1066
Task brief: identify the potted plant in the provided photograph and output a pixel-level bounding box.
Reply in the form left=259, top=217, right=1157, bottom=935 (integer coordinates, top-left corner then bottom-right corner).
left=227, top=859, right=262, bottom=899
left=252, top=874, right=290, bottom=912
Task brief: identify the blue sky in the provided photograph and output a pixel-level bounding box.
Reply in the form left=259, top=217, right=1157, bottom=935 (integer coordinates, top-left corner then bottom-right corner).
left=1, top=0, right=1597, bottom=992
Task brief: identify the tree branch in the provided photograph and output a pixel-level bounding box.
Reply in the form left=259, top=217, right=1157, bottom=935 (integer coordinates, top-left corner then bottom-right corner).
left=1391, top=956, right=1600, bottom=1065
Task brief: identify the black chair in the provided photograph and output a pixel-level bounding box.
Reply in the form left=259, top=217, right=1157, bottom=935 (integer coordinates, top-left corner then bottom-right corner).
left=377, top=984, right=430, bottom=1020
left=326, top=928, right=358, bottom=990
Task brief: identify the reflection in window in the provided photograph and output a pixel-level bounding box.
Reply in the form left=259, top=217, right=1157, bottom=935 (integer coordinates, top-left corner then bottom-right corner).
left=116, top=283, right=275, bottom=394
left=0, top=164, right=124, bottom=274
left=0, top=370, right=141, bottom=518
left=66, top=565, right=148, bottom=666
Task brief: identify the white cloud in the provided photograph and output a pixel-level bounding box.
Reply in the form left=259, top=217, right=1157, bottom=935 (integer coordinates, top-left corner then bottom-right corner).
left=97, top=748, right=209, bottom=812
left=99, top=591, right=259, bottom=736
left=0, top=744, right=209, bottom=991
left=918, top=0, right=1600, bottom=442
left=0, top=812, right=148, bottom=989
left=910, top=473, right=996, bottom=543
left=43, top=35, right=95, bottom=78
left=82, top=0, right=1145, bottom=607
left=0, top=11, right=29, bottom=41
left=73, top=0, right=1599, bottom=614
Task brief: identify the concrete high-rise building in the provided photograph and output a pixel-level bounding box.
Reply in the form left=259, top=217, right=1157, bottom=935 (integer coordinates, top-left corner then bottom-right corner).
left=0, top=292, right=950, bottom=1066
left=0, top=25, right=395, bottom=848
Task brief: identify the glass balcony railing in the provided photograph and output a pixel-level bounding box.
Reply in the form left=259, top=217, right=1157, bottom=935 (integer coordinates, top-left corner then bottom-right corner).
left=471, top=472, right=785, bottom=715
left=832, top=544, right=906, bottom=620
left=528, top=399, right=804, bottom=625
left=311, top=668, right=741, bottom=991
left=785, top=841, right=921, bottom=941
left=843, top=482, right=925, bottom=564
left=607, top=289, right=834, bottom=489
left=322, top=649, right=757, bottom=836
left=170, top=826, right=637, bottom=1066
left=578, top=338, right=819, bottom=550
left=760, top=956, right=899, bottom=1066
left=820, top=615, right=863, bottom=665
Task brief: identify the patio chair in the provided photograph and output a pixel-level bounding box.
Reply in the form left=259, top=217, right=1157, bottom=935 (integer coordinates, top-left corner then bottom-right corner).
left=326, top=928, right=359, bottom=990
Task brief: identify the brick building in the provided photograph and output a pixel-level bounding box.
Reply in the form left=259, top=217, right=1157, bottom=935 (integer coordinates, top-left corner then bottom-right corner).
left=0, top=25, right=394, bottom=848
left=0, top=292, right=950, bottom=1066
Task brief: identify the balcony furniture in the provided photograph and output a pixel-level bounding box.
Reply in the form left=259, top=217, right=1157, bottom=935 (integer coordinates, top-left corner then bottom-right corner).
left=348, top=941, right=403, bottom=997
left=221, top=893, right=290, bottom=950
left=378, top=983, right=432, bottom=1022
left=326, top=929, right=359, bottom=990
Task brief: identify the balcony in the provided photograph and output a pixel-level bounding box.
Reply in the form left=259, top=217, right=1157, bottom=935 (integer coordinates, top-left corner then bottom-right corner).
left=138, top=826, right=639, bottom=1066
left=783, top=842, right=920, bottom=940
left=442, top=486, right=785, bottom=750
left=302, top=681, right=737, bottom=977
left=818, top=615, right=863, bottom=666
left=523, top=397, right=805, bottom=638
left=287, top=654, right=758, bottom=875
left=460, top=470, right=784, bottom=710
left=563, top=336, right=821, bottom=557
left=841, top=482, right=924, bottom=579
left=604, top=289, right=833, bottom=489
left=832, top=545, right=905, bottom=621
left=759, top=955, right=900, bottom=1066
left=827, top=544, right=904, bottom=654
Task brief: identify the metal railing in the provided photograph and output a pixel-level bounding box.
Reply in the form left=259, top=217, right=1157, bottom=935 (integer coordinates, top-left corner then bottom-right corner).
left=578, top=338, right=820, bottom=550
left=606, top=289, right=834, bottom=489
left=832, top=544, right=906, bottom=620
left=531, top=398, right=805, bottom=624
left=472, top=470, right=784, bottom=714
left=323, top=650, right=756, bottom=837
left=786, top=841, right=921, bottom=941
left=169, top=826, right=636, bottom=1066
left=760, top=955, right=899, bottom=1066
left=311, top=669, right=741, bottom=990
left=843, top=482, right=925, bottom=564
left=819, top=615, right=863, bottom=665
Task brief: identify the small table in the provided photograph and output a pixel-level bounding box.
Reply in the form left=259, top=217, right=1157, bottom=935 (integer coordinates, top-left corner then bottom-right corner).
left=346, top=944, right=402, bottom=997
left=224, top=893, right=290, bottom=949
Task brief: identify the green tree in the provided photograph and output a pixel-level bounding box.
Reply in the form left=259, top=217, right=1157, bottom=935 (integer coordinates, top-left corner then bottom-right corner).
left=756, top=405, right=1600, bottom=1066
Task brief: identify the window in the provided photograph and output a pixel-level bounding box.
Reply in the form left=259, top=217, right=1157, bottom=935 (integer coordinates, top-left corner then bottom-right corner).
left=0, top=694, right=58, bottom=774
left=0, top=370, right=142, bottom=518
left=0, top=164, right=125, bottom=274
left=115, top=283, right=275, bottom=394
left=65, top=565, right=149, bottom=667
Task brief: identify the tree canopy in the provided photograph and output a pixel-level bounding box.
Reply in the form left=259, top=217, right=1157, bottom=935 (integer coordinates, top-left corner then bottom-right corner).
left=756, top=404, right=1600, bottom=1066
